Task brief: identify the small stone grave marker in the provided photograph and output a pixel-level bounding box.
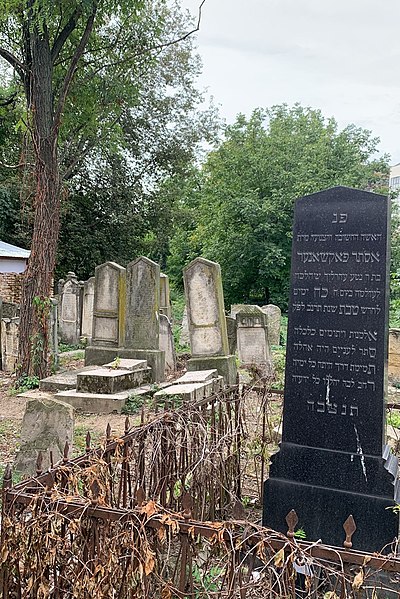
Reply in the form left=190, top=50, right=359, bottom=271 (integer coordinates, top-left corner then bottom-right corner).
left=15, top=398, right=74, bottom=476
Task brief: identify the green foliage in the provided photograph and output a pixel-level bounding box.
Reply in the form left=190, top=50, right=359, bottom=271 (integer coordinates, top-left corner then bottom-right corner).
left=13, top=374, right=40, bottom=393
left=192, top=564, right=222, bottom=595
left=121, top=394, right=149, bottom=415
left=168, top=105, right=389, bottom=308
left=387, top=411, right=400, bottom=430
left=271, top=347, right=286, bottom=390
left=58, top=342, right=84, bottom=353
left=0, top=0, right=219, bottom=280
left=293, top=527, right=307, bottom=540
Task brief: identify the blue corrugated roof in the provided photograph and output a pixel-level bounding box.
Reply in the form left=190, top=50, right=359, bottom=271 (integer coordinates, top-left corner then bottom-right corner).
left=0, top=240, right=30, bottom=259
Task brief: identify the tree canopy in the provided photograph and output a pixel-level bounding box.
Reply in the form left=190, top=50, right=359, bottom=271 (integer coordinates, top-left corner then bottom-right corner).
left=168, top=104, right=389, bottom=308
left=0, top=0, right=213, bottom=375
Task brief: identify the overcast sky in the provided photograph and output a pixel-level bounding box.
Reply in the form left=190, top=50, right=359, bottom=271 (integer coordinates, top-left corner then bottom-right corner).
left=182, top=0, right=400, bottom=164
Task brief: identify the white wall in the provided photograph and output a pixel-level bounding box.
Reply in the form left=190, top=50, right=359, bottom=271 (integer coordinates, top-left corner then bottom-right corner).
left=0, top=258, right=27, bottom=273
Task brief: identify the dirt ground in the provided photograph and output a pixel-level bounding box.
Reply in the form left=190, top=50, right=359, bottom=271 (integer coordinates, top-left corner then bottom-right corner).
left=0, top=361, right=134, bottom=477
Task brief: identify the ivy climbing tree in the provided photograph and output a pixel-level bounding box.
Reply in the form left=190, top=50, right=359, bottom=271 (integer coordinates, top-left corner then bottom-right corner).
left=0, top=0, right=204, bottom=377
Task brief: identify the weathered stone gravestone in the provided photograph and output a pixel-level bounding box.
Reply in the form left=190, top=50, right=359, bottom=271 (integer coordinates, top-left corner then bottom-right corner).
left=179, top=305, right=190, bottom=348
left=160, top=273, right=172, bottom=320
left=263, top=186, right=400, bottom=552
left=226, top=315, right=237, bottom=355
left=184, top=258, right=236, bottom=384
left=261, top=304, right=281, bottom=345
left=58, top=272, right=82, bottom=345
left=159, top=313, right=176, bottom=373
left=0, top=317, right=19, bottom=372
left=14, top=398, right=74, bottom=476
left=389, top=329, right=400, bottom=380
left=236, top=306, right=272, bottom=373
left=81, top=276, right=95, bottom=344
left=85, top=258, right=165, bottom=382
left=91, top=262, right=126, bottom=348
left=124, top=256, right=164, bottom=380
left=125, top=256, right=159, bottom=349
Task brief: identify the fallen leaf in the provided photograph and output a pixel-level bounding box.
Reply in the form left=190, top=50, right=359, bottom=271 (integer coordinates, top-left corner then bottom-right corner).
left=352, top=569, right=364, bottom=590
left=274, top=548, right=285, bottom=568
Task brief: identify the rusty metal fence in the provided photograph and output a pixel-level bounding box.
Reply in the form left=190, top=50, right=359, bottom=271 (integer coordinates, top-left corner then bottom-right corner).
left=1, top=384, right=400, bottom=598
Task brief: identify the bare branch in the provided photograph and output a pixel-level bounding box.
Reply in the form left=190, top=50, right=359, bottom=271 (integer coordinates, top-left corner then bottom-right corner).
left=51, top=7, right=83, bottom=64
left=53, top=3, right=98, bottom=132
left=0, top=47, right=26, bottom=78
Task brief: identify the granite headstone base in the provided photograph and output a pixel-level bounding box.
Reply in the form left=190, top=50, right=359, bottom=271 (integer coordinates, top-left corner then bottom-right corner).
left=186, top=355, right=237, bottom=385
left=263, top=443, right=400, bottom=553
left=85, top=346, right=165, bottom=382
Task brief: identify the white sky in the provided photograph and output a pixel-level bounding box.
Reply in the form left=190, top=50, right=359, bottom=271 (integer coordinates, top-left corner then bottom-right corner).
left=182, top=0, right=400, bottom=163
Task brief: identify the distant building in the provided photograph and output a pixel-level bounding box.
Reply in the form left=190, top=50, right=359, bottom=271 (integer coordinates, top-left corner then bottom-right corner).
left=0, top=240, right=30, bottom=303
left=389, top=163, right=400, bottom=192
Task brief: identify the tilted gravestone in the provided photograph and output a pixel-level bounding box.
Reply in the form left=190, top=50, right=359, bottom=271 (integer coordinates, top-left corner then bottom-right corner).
left=263, top=186, right=400, bottom=552
left=0, top=317, right=19, bottom=373
left=184, top=258, right=236, bottom=384
left=81, top=276, right=95, bottom=344
left=15, top=398, right=74, bottom=476
left=236, top=305, right=272, bottom=374
left=160, top=273, right=172, bottom=320
left=179, top=305, right=190, bottom=348
left=124, top=256, right=164, bottom=380
left=159, top=313, right=176, bottom=373
left=261, top=304, right=281, bottom=346
left=58, top=272, right=82, bottom=345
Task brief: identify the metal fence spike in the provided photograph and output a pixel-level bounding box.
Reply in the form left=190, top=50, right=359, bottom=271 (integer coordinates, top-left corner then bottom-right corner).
left=343, top=514, right=357, bottom=548
left=36, top=451, right=43, bottom=476
left=286, top=509, right=299, bottom=539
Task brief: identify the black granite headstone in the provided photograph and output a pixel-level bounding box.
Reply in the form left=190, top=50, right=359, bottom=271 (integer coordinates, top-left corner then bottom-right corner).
left=263, top=186, right=400, bottom=552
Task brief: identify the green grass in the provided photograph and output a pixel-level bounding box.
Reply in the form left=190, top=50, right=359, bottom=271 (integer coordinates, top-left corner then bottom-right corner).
left=59, top=342, right=85, bottom=353
left=73, top=425, right=102, bottom=457
left=387, top=411, right=400, bottom=429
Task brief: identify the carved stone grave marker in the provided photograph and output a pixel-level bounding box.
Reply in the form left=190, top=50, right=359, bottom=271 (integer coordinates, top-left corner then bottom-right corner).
left=263, top=186, right=400, bottom=552
left=184, top=257, right=236, bottom=384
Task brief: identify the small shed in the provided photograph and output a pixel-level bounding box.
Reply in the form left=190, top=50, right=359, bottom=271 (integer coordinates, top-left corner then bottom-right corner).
left=0, top=240, right=30, bottom=303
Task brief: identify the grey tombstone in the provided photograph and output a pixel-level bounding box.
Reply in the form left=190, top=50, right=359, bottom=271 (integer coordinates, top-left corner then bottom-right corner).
left=179, top=305, right=190, bottom=348
left=159, top=313, right=176, bottom=373
left=58, top=272, right=82, bottom=345
left=123, top=256, right=164, bottom=381
left=90, top=262, right=126, bottom=348
left=236, top=305, right=272, bottom=374
left=126, top=256, right=160, bottom=350
left=160, top=273, right=172, bottom=320
left=184, top=257, right=236, bottom=384
left=263, top=186, right=400, bottom=552
left=81, top=276, right=95, bottom=344
left=85, top=259, right=165, bottom=382
left=14, top=398, right=74, bottom=476
left=0, top=317, right=19, bottom=372
left=261, top=304, right=281, bottom=346
left=226, top=315, right=237, bottom=355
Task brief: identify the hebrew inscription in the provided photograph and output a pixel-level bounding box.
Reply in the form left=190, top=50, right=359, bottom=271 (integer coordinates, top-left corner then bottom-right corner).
left=283, top=187, right=389, bottom=456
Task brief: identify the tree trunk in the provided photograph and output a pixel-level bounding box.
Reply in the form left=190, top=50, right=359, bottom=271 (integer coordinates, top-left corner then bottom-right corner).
left=17, top=29, right=61, bottom=378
